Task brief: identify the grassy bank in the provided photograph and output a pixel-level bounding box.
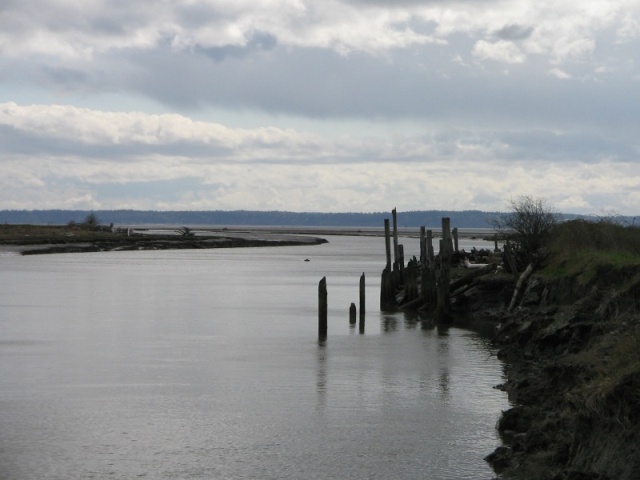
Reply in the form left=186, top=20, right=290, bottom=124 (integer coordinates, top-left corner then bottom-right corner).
left=0, top=223, right=124, bottom=244
left=488, top=220, right=640, bottom=479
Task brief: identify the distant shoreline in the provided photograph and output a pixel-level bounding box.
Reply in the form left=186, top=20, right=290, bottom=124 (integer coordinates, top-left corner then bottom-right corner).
left=0, top=223, right=499, bottom=256
left=0, top=224, right=328, bottom=255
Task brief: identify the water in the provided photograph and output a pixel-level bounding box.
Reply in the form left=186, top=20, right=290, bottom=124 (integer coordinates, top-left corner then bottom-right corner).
left=0, top=235, right=507, bottom=479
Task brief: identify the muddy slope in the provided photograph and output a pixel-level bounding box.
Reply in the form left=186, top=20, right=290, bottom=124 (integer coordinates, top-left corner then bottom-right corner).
left=484, top=263, right=640, bottom=479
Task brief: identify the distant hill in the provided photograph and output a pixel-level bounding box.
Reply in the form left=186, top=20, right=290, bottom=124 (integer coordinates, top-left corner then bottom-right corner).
left=0, top=209, right=499, bottom=228
left=0, top=209, right=634, bottom=229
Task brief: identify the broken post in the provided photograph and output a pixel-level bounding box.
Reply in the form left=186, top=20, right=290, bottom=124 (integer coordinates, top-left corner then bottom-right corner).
left=319, top=277, right=327, bottom=337
left=359, top=273, right=365, bottom=323
left=349, top=302, right=357, bottom=324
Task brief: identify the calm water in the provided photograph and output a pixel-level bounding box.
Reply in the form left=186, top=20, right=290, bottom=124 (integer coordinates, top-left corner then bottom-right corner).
left=0, top=235, right=507, bottom=479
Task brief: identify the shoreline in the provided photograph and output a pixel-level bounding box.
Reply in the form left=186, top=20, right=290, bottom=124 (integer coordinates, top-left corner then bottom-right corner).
left=0, top=225, right=328, bottom=255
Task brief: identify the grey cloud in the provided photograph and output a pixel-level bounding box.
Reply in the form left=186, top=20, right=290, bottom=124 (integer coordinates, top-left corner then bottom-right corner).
left=40, top=65, right=91, bottom=88
left=339, top=0, right=494, bottom=6
left=196, top=31, right=278, bottom=62
left=0, top=123, right=234, bottom=160
left=493, top=24, right=534, bottom=41
left=500, top=130, right=638, bottom=163
left=112, top=42, right=639, bottom=141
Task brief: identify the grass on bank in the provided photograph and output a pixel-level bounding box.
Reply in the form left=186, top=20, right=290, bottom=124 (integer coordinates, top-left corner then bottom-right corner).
left=539, top=219, right=640, bottom=282
left=0, top=223, right=122, bottom=245
left=544, top=220, right=640, bottom=431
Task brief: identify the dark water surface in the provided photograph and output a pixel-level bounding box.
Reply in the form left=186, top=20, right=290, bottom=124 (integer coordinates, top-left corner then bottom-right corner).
left=0, top=235, right=507, bottom=479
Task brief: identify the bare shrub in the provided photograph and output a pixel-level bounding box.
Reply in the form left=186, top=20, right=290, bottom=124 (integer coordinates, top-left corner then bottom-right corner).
left=493, top=195, right=560, bottom=267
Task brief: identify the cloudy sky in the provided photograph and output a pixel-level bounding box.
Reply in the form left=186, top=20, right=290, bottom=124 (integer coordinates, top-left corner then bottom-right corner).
left=1, top=0, right=639, bottom=215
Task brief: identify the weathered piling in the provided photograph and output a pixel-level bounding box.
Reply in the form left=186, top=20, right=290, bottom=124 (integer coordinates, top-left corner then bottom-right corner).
left=436, top=218, right=452, bottom=320
left=398, top=244, right=405, bottom=271
left=423, top=229, right=437, bottom=311
left=359, top=273, right=365, bottom=322
left=400, top=257, right=420, bottom=308
left=420, top=226, right=428, bottom=309
left=380, top=266, right=392, bottom=310
left=384, top=219, right=392, bottom=271
left=427, top=229, right=435, bottom=263
left=319, top=277, right=327, bottom=336
left=349, top=302, right=357, bottom=324
left=392, top=207, right=399, bottom=269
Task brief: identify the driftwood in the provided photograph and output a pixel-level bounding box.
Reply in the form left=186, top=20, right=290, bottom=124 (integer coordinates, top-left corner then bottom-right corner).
left=399, top=297, right=425, bottom=311
left=450, top=263, right=498, bottom=292
left=508, top=263, right=534, bottom=312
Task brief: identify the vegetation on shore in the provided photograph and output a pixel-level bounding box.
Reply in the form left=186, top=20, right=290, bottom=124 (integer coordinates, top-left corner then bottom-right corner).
left=0, top=222, right=119, bottom=245
left=487, top=218, right=640, bottom=480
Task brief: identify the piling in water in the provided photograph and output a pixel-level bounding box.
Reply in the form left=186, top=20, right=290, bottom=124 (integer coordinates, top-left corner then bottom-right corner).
left=392, top=207, right=399, bottom=270
left=384, top=219, right=392, bottom=271
left=436, top=218, right=452, bottom=320
left=359, top=273, right=365, bottom=322
left=349, top=302, right=357, bottom=324
left=319, top=277, right=327, bottom=337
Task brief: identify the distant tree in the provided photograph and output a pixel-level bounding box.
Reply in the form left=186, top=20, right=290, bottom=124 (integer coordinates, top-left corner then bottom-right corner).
left=493, top=196, right=560, bottom=267
left=84, top=212, right=99, bottom=227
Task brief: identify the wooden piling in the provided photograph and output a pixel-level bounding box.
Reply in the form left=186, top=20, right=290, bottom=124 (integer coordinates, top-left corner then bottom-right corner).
left=398, top=244, right=405, bottom=271
left=384, top=219, right=392, bottom=271
left=424, top=229, right=437, bottom=310
left=359, top=273, right=365, bottom=322
left=319, top=277, right=327, bottom=336
left=427, top=229, right=435, bottom=263
left=349, top=302, right=357, bottom=324
left=436, top=218, right=452, bottom=320
left=381, top=216, right=396, bottom=310
left=420, top=226, right=428, bottom=307
left=380, top=266, right=392, bottom=310
left=392, top=208, right=399, bottom=269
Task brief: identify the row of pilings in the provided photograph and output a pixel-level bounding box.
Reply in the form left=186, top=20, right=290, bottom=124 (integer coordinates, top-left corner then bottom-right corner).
left=318, top=272, right=366, bottom=338
left=380, top=209, right=459, bottom=321
left=319, top=208, right=503, bottom=336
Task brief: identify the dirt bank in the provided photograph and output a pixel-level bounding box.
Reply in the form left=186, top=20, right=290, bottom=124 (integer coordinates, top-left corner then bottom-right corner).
left=477, top=238, right=640, bottom=479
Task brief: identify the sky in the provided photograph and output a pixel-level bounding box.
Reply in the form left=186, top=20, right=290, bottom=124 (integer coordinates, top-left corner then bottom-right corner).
left=0, top=0, right=639, bottom=215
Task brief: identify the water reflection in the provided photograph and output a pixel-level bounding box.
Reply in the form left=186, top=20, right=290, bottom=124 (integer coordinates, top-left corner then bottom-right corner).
left=381, top=314, right=398, bottom=332
left=437, top=326, right=452, bottom=402
left=316, top=339, right=327, bottom=411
